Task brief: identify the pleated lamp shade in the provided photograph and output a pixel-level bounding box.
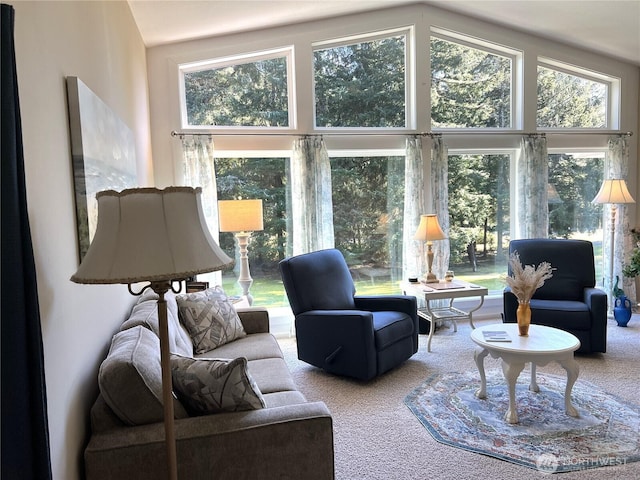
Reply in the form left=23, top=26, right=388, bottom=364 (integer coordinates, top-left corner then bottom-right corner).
left=71, top=186, right=232, bottom=284
left=592, top=179, right=635, bottom=205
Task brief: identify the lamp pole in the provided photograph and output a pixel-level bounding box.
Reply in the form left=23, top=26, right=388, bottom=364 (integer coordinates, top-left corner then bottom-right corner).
left=235, top=231, right=254, bottom=305
left=609, top=204, right=617, bottom=303
left=151, top=282, right=178, bottom=480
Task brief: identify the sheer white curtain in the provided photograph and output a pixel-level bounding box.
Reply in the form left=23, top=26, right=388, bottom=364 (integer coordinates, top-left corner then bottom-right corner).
left=290, top=136, right=335, bottom=255
left=516, top=135, right=549, bottom=239
left=403, top=137, right=426, bottom=279
left=604, top=135, right=634, bottom=301
left=181, top=135, right=223, bottom=284
left=429, top=135, right=450, bottom=280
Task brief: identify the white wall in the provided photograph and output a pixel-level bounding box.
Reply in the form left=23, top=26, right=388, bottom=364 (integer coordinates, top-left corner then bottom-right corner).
left=11, top=1, right=151, bottom=479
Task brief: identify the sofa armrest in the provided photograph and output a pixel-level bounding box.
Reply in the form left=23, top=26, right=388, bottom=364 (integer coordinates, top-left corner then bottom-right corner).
left=236, top=307, right=270, bottom=334
left=85, top=402, right=334, bottom=480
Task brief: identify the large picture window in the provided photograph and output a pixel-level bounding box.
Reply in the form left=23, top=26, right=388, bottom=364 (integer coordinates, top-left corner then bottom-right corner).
left=447, top=153, right=511, bottom=292
left=314, top=31, right=408, bottom=128
left=180, top=49, right=292, bottom=128
left=331, top=155, right=405, bottom=292
left=215, top=156, right=289, bottom=307
left=548, top=152, right=604, bottom=280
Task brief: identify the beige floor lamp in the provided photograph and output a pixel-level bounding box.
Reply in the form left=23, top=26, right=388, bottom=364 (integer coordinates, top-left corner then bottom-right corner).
left=71, top=187, right=232, bottom=480
left=218, top=199, right=264, bottom=305
left=592, top=178, right=635, bottom=305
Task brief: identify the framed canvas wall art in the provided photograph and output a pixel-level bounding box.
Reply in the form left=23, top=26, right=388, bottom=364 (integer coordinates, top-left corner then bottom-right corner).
left=66, top=76, right=137, bottom=262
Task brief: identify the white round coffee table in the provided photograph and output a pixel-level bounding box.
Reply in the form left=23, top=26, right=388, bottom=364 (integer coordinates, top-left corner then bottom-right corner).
left=470, top=323, right=581, bottom=424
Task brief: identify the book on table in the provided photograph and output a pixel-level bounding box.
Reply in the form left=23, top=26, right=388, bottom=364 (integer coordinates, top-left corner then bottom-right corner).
left=482, top=330, right=511, bottom=342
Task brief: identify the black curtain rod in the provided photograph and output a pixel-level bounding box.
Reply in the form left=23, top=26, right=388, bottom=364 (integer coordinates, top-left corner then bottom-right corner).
left=170, top=129, right=632, bottom=138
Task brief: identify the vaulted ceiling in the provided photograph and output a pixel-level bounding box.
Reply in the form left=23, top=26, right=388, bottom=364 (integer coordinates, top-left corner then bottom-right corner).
left=128, top=0, right=640, bottom=66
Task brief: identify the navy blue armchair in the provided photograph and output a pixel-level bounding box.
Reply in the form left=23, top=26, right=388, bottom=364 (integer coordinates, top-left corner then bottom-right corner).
left=503, top=239, right=608, bottom=353
left=279, top=249, right=419, bottom=380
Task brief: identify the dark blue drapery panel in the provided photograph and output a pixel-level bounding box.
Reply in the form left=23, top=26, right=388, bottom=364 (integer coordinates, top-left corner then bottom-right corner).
left=1, top=4, right=53, bottom=479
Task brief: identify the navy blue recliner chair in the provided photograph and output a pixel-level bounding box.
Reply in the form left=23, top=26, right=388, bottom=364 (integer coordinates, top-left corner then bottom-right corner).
left=279, top=249, right=419, bottom=380
left=503, top=239, right=608, bottom=353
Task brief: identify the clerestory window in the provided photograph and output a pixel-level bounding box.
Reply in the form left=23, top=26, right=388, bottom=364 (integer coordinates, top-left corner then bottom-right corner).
left=537, top=59, right=616, bottom=129
left=313, top=29, right=409, bottom=128
left=430, top=31, right=516, bottom=129
left=179, top=48, right=293, bottom=128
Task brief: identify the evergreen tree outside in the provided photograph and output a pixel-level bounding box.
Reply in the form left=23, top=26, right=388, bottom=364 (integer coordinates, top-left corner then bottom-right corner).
left=314, top=35, right=406, bottom=127
left=184, top=56, right=289, bottom=126
left=431, top=36, right=511, bottom=128
left=537, top=66, right=607, bottom=128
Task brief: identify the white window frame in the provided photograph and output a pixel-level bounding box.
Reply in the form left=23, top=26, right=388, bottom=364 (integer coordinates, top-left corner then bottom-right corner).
left=178, top=46, right=296, bottom=130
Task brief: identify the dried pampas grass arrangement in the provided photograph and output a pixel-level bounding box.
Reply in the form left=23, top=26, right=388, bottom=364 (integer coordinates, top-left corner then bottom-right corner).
left=505, top=251, right=554, bottom=304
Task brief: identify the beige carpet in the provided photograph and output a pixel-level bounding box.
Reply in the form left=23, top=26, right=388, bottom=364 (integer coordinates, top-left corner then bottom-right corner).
left=278, top=316, right=640, bottom=480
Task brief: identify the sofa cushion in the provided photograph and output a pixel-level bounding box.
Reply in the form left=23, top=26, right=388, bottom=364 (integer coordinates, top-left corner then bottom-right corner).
left=262, top=391, right=308, bottom=408
left=198, top=332, right=283, bottom=362
left=177, top=287, right=246, bottom=353
left=120, top=289, right=193, bottom=357
left=98, top=326, right=189, bottom=426
left=170, top=354, right=265, bottom=415
left=245, top=357, right=299, bottom=394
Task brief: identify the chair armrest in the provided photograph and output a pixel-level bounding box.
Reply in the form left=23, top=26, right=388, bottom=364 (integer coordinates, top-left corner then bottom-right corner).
left=236, top=307, right=270, bottom=334
left=354, top=295, right=417, bottom=319
left=584, top=287, right=608, bottom=324
left=297, top=310, right=374, bottom=334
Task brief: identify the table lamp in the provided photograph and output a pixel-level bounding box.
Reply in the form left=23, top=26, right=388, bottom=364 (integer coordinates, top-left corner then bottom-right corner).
left=592, top=178, right=635, bottom=304
left=218, top=199, right=264, bottom=305
left=414, top=214, right=446, bottom=282
left=71, top=187, right=233, bottom=480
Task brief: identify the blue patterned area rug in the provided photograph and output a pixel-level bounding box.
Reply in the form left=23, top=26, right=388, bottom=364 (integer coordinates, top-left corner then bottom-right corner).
left=405, top=370, right=640, bottom=474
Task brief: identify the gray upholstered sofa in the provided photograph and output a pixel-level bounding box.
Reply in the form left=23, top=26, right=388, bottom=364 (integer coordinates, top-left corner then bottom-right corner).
left=84, top=289, right=334, bottom=480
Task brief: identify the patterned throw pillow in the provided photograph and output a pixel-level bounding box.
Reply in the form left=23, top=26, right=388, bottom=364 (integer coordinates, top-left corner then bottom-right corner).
left=170, top=354, right=266, bottom=415
left=176, top=286, right=246, bottom=353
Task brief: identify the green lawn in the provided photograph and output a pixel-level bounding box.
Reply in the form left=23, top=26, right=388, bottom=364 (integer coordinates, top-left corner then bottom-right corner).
left=222, top=239, right=604, bottom=308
